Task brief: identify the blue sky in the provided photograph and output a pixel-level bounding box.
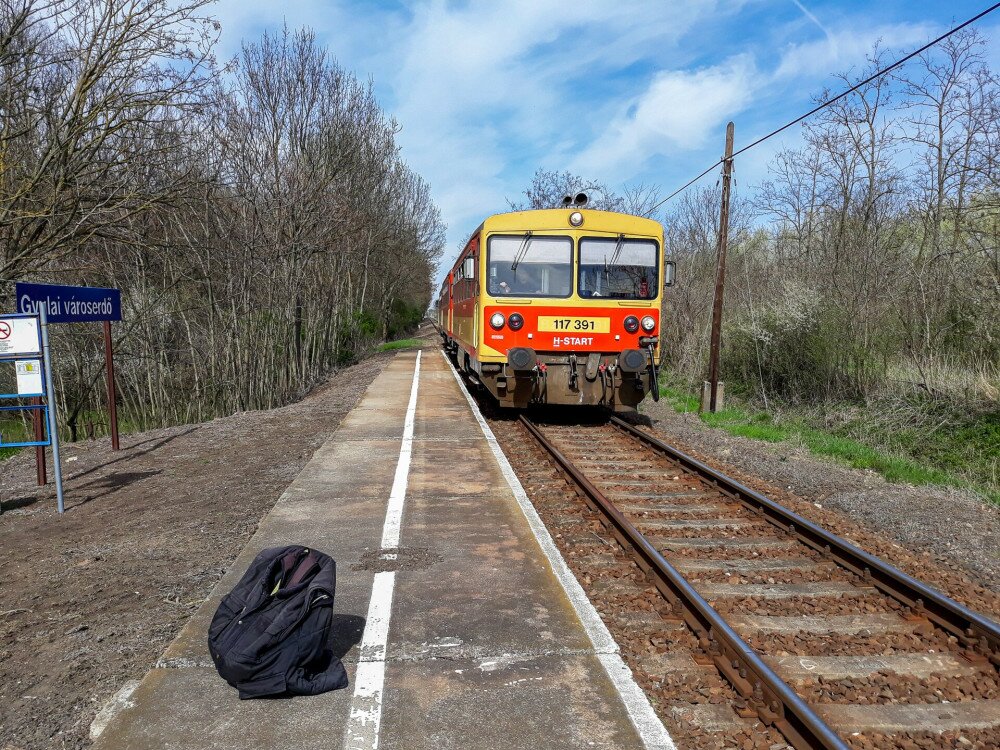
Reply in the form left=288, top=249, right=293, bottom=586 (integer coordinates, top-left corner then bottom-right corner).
left=206, top=0, right=1000, bottom=265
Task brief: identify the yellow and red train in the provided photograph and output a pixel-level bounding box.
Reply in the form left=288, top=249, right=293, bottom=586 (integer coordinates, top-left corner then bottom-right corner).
left=436, top=201, right=674, bottom=411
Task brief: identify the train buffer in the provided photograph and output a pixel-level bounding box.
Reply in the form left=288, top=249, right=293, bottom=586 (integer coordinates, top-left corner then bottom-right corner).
left=90, top=344, right=675, bottom=750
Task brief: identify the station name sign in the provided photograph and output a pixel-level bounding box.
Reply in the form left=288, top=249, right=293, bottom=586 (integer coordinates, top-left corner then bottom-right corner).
left=16, top=282, right=122, bottom=324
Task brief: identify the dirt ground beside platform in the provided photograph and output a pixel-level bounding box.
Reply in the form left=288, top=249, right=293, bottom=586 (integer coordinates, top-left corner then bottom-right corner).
left=640, top=399, right=1000, bottom=608
left=0, top=353, right=393, bottom=749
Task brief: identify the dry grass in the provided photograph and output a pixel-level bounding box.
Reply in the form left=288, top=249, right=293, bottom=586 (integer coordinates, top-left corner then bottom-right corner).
left=886, top=357, right=1000, bottom=406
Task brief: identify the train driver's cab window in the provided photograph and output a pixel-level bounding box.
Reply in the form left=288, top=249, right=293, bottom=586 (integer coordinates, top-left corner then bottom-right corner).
left=487, top=235, right=572, bottom=298
left=578, top=237, right=659, bottom=300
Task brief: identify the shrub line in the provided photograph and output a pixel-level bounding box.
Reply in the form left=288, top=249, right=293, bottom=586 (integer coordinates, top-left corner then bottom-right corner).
left=658, top=384, right=999, bottom=507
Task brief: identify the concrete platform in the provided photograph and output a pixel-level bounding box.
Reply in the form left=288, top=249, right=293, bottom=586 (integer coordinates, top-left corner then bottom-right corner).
left=92, top=347, right=673, bottom=750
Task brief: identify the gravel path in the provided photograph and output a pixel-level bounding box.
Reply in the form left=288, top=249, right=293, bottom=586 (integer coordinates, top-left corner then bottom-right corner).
left=641, top=401, right=1000, bottom=598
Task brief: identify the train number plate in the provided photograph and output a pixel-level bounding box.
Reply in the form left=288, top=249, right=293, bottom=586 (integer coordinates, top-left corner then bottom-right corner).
left=538, top=316, right=610, bottom=333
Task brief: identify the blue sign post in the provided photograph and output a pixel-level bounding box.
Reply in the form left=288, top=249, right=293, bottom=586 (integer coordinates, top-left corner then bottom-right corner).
left=16, top=282, right=124, bottom=451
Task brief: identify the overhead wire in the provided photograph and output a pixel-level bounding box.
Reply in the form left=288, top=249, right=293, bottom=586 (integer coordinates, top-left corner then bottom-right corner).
left=650, top=1, right=1000, bottom=212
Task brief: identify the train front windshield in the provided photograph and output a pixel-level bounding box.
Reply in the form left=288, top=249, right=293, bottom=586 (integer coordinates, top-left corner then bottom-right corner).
left=578, top=237, right=658, bottom=300
left=488, top=235, right=572, bottom=297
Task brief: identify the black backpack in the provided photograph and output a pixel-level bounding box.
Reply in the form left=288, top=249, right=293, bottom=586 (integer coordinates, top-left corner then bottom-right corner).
left=207, top=545, right=348, bottom=699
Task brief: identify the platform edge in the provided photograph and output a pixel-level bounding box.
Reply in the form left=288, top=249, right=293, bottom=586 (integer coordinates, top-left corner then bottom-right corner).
left=441, top=350, right=677, bottom=750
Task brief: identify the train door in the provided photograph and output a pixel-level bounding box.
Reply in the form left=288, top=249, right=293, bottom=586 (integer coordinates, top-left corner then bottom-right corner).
left=469, top=236, right=480, bottom=348
left=447, top=271, right=454, bottom=335
left=472, top=246, right=479, bottom=348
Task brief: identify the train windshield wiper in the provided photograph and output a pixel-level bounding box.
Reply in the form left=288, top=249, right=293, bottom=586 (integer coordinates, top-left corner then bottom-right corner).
left=510, top=231, right=533, bottom=272
left=605, top=233, right=626, bottom=275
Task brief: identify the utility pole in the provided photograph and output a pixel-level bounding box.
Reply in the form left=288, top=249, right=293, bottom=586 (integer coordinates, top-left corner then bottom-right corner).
left=706, top=121, right=734, bottom=413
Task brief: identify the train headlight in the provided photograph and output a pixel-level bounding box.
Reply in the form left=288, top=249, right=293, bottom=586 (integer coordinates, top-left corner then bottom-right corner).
left=623, top=315, right=640, bottom=334
left=569, top=211, right=584, bottom=227
left=508, top=313, right=524, bottom=331
left=640, top=315, right=656, bottom=332
left=490, top=312, right=506, bottom=330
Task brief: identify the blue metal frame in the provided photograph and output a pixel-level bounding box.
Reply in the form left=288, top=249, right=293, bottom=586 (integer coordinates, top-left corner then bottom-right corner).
left=0, top=403, right=50, bottom=447
left=1, top=313, right=50, bottom=448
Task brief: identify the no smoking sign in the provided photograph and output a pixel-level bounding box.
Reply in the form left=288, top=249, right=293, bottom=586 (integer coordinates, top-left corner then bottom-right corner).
left=0, top=316, right=42, bottom=356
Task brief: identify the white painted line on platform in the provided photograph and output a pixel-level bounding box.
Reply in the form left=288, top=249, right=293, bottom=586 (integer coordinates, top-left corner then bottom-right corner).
left=344, top=351, right=421, bottom=750
left=380, top=350, right=422, bottom=550
left=442, top=350, right=677, bottom=750
left=345, top=570, right=396, bottom=750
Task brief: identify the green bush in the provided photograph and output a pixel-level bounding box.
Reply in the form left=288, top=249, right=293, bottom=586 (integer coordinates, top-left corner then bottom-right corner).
left=336, top=310, right=381, bottom=365
left=0, top=418, right=30, bottom=461
left=725, top=302, right=894, bottom=403
left=377, top=338, right=422, bottom=352
left=385, top=299, right=424, bottom=341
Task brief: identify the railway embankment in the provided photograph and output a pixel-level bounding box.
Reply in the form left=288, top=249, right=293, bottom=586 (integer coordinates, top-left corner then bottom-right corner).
left=640, top=398, right=1000, bottom=597
left=655, top=387, right=999, bottom=505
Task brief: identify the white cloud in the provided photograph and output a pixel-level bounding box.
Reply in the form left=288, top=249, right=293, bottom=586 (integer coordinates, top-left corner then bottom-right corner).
left=208, top=0, right=396, bottom=69
left=790, top=0, right=832, bottom=41
left=773, top=22, right=934, bottom=81
left=387, top=0, right=733, bottom=250
left=202, top=1, right=993, bottom=276
left=572, top=55, right=756, bottom=178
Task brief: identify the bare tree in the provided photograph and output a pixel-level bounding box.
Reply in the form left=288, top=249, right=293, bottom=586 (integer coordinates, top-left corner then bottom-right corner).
left=0, top=0, right=219, bottom=285
left=1, top=9, right=443, bottom=439
left=674, top=39, right=1000, bottom=406
left=508, top=168, right=624, bottom=212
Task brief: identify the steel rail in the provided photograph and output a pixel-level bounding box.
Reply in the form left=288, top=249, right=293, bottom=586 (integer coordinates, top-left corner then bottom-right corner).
left=519, top=415, right=851, bottom=750
left=610, top=416, right=1000, bottom=668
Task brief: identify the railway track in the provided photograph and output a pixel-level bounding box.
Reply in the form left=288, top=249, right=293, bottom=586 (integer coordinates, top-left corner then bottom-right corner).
left=503, top=413, right=1000, bottom=750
